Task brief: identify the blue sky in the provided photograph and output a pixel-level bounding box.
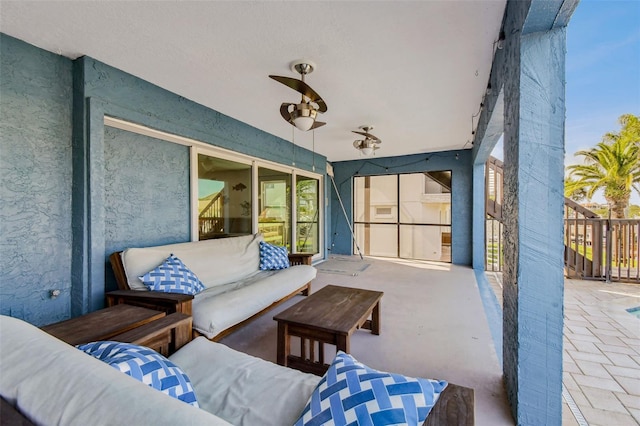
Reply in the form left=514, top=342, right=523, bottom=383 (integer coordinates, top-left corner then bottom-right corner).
left=493, top=0, right=640, bottom=204
left=566, top=0, right=640, bottom=204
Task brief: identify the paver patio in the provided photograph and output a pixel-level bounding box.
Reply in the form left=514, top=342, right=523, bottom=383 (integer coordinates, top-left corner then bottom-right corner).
left=488, top=273, right=640, bottom=425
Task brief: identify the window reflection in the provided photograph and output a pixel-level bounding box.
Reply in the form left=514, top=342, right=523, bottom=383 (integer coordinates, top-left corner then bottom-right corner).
left=258, top=167, right=291, bottom=250
left=198, top=154, right=252, bottom=240
left=296, top=176, right=319, bottom=253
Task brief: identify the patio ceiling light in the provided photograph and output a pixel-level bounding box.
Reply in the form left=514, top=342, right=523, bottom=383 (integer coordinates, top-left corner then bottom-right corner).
left=270, top=60, right=327, bottom=132
left=352, top=125, right=381, bottom=156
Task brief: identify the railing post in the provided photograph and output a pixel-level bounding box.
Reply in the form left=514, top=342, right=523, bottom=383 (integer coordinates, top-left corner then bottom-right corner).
left=605, top=218, right=612, bottom=283
left=591, top=220, right=602, bottom=278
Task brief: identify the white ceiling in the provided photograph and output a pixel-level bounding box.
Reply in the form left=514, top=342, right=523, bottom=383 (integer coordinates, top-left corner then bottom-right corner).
left=0, top=1, right=506, bottom=162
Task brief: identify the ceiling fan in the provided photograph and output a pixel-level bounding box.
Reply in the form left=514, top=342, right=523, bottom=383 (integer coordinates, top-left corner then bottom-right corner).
left=353, top=125, right=382, bottom=156
left=269, top=60, right=327, bottom=132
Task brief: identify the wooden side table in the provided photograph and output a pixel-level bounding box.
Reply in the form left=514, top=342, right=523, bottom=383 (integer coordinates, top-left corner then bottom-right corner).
left=41, top=304, right=192, bottom=356
left=111, top=312, right=192, bottom=356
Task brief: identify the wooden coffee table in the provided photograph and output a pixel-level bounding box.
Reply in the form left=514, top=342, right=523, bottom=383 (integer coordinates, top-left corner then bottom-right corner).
left=274, top=285, right=383, bottom=375
left=41, top=304, right=192, bottom=356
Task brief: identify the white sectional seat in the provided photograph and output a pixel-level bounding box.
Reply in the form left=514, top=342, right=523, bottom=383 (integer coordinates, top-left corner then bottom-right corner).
left=117, top=233, right=316, bottom=339
left=0, top=315, right=320, bottom=426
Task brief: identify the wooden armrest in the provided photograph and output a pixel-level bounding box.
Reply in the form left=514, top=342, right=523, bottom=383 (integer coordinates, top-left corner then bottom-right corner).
left=111, top=312, right=193, bottom=355
left=423, top=383, right=474, bottom=425
left=106, top=290, right=194, bottom=316
left=109, top=251, right=131, bottom=290
left=1, top=397, right=35, bottom=426
left=288, top=253, right=315, bottom=266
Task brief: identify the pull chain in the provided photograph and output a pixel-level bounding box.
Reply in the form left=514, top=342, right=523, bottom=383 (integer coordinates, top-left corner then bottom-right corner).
left=291, top=124, right=296, bottom=166
left=312, top=129, right=316, bottom=172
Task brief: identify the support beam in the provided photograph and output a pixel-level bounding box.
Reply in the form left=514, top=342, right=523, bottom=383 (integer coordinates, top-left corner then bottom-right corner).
left=472, top=163, right=486, bottom=270
left=502, top=26, right=566, bottom=425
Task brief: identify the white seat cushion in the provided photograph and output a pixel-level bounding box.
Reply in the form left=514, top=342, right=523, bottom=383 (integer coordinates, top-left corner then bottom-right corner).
left=169, top=337, right=321, bottom=426
left=192, top=264, right=316, bottom=338
left=0, top=316, right=231, bottom=426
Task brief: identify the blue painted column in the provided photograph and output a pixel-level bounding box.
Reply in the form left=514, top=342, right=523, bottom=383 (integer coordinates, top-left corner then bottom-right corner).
left=502, top=28, right=566, bottom=425
left=472, top=162, right=486, bottom=270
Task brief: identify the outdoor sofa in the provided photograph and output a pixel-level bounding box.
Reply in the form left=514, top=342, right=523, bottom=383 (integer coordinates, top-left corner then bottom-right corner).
left=108, top=233, right=316, bottom=340
left=0, top=315, right=474, bottom=425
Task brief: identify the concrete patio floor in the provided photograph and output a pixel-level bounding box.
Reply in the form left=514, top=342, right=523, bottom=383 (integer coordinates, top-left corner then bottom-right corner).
left=221, top=256, right=514, bottom=425
left=487, top=272, right=640, bottom=425
left=220, top=255, right=638, bottom=425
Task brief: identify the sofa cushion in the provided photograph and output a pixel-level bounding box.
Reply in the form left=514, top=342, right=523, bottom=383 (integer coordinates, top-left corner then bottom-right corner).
left=169, top=337, right=321, bottom=426
left=0, top=316, right=231, bottom=426
left=294, top=351, right=447, bottom=426
left=259, top=241, right=290, bottom=270
left=192, top=264, right=316, bottom=338
left=121, top=234, right=263, bottom=290
left=138, top=254, right=205, bottom=295
left=77, top=341, right=199, bottom=407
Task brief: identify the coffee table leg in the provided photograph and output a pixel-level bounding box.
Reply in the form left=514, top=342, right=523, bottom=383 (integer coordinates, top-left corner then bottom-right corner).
left=277, top=321, right=290, bottom=366
left=371, top=300, right=381, bottom=335
left=336, top=334, right=350, bottom=354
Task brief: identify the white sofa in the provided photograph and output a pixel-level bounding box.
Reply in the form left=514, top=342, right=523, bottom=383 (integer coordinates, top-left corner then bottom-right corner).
left=0, top=315, right=319, bottom=426
left=110, top=233, right=316, bottom=339
left=0, top=316, right=473, bottom=426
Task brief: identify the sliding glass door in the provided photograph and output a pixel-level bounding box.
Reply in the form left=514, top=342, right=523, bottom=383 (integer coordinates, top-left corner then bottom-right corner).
left=296, top=175, right=319, bottom=253
left=197, top=154, right=252, bottom=240
left=353, top=171, right=452, bottom=262
left=195, top=149, right=322, bottom=257
left=258, top=167, right=292, bottom=250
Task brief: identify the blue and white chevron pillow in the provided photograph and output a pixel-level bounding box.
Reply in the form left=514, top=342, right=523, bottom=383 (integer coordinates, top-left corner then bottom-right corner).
left=139, top=254, right=205, bottom=295
left=259, top=241, right=290, bottom=270
left=77, top=341, right=199, bottom=407
left=294, top=351, right=447, bottom=426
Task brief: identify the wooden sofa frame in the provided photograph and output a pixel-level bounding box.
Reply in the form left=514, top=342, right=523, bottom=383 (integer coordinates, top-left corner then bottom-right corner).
left=2, top=384, right=473, bottom=425
left=107, top=251, right=313, bottom=342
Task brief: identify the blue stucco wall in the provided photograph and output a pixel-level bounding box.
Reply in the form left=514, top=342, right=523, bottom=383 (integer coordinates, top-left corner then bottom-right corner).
left=0, top=35, right=328, bottom=321
left=0, top=34, right=73, bottom=325
left=330, top=150, right=472, bottom=265
left=80, top=56, right=324, bottom=173
left=71, top=56, right=328, bottom=313
left=103, top=126, right=190, bottom=291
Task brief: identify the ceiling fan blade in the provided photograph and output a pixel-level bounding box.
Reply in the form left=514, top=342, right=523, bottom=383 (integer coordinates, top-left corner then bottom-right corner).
left=269, top=75, right=328, bottom=113
left=310, top=121, right=326, bottom=130
left=279, top=103, right=294, bottom=124
left=352, top=130, right=381, bottom=143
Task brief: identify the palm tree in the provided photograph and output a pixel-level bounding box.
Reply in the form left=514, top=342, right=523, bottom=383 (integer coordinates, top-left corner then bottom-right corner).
left=567, top=114, right=640, bottom=218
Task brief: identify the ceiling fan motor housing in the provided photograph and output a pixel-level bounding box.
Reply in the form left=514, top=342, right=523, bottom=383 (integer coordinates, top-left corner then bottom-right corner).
left=290, top=103, right=317, bottom=120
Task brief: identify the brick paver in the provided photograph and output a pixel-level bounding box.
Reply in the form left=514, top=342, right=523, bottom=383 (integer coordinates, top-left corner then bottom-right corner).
left=486, top=272, right=640, bottom=425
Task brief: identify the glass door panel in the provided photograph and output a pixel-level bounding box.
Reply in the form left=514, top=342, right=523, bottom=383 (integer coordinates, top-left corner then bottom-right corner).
left=296, top=175, right=319, bottom=253
left=354, top=223, right=398, bottom=257
left=354, top=172, right=451, bottom=262
left=354, top=175, right=398, bottom=224
left=197, top=154, right=252, bottom=240
left=399, top=225, right=452, bottom=262
left=258, top=167, right=291, bottom=250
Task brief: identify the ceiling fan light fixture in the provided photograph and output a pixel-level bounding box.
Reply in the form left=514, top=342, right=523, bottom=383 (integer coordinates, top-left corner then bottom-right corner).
left=360, top=145, right=374, bottom=156
left=270, top=60, right=327, bottom=131
left=290, top=103, right=317, bottom=131
left=352, top=125, right=381, bottom=156
left=354, top=140, right=375, bottom=156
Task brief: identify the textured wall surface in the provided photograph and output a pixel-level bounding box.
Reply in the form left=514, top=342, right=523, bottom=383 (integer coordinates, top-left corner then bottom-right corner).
left=80, top=56, right=324, bottom=174
left=103, top=126, right=190, bottom=291
left=70, top=56, right=328, bottom=313
left=0, top=34, right=73, bottom=325
left=330, top=151, right=472, bottom=265
left=503, top=25, right=566, bottom=426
